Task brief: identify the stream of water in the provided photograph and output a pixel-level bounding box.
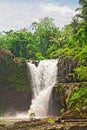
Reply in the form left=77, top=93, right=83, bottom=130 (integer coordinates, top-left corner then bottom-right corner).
left=27, top=59, right=58, bottom=118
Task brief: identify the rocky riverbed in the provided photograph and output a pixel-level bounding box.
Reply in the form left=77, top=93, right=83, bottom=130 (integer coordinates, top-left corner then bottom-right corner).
left=0, top=118, right=87, bottom=130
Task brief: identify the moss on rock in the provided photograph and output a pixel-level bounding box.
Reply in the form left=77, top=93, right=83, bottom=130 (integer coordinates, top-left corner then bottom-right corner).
left=53, top=82, right=87, bottom=119
left=0, top=46, right=32, bottom=115
left=0, top=46, right=30, bottom=91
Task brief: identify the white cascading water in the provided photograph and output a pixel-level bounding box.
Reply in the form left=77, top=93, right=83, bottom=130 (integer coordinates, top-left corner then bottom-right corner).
left=27, top=59, right=58, bottom=118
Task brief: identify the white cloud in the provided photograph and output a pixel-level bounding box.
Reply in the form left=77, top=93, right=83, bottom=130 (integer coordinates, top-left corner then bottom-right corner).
left=40, top=3, right=75, bottom=15
left=39, top=3, right=76, bottom=28
left=0, top=1, right=76, bottom=31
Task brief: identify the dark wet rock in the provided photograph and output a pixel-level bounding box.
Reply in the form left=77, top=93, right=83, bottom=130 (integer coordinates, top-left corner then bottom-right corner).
left=1, top=119, right=87, bottom=130
left=53, top=82, right=87, bottom=119
left=57, top=57, right=79, bottom=83
left=0, top=47, right=32, bottom=115
left=68, top=125, right=87, bottom=130
left=0, top=124, right=7, bottom=130
left=63, top=120, right=87, bottom=130
left=0, top=90, right=32, bottom=115
left=31, top=61, right=39, bottom=67
left=4, top=119, right=66, bottom=130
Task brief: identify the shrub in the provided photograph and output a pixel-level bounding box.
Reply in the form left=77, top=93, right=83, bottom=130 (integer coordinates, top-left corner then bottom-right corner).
left=74, top=66, right=87, bottom=81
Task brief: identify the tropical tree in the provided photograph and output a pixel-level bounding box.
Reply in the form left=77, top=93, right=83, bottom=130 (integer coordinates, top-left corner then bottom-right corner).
left=34, top=17, right=57, bottom=58
left=76, top=0, right=87, bottom=21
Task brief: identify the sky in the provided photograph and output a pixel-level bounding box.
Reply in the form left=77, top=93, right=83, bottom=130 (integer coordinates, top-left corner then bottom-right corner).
left=0, top=0, right=79, bottom=32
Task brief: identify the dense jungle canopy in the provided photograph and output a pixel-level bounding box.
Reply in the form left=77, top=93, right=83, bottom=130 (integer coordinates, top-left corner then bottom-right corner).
left=0, top=0, right=87, bottom=81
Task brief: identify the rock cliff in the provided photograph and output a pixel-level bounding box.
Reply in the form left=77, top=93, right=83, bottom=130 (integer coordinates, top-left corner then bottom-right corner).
left=0, top=47, right=32, bottom=115
left=53, top=56, right=87, bottom=118
left=0, top=46, right=87, bottom=119
left=57, top=56, right=79, bottom=83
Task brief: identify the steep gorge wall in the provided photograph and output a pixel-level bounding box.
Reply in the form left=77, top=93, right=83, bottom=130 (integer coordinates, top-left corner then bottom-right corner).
left=0, top=47, right=32, bottom=115
left=0, top=46, right=87, bottom=118
left=52, top=56, right=87, bottom=118
left=53, top=82, right=87, bottom=118
left=57, top=56, right=79, bottom=83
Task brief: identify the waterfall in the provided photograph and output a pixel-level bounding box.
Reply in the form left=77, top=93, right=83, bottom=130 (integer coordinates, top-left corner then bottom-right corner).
left=27, top=59, right=58, bottom=118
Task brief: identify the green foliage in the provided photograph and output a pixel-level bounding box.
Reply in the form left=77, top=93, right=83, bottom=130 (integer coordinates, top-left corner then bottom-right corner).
left=35, top=52, right=45, bottom=60
left=0, top=47, right=29, bottom=90
left=47, top=118, right=55, bottom=123
left=34, top=17, right=57, bottom=58
left=60, top=108, right=65, bottom=116
left=79, top=0, right=87, bottom=21
left=29, top=113, right=36, bottom=121
left=69, top=85, right=87, bottom=109
left=48, top=48, right=63, bottom=59
left=0, top=16, right=86, bottom=61
left=0, top=17, right=58, bottom=60
left=74, top=66, right=87, bottom=81
left=75, top=45, right=87, bottom=62
left=0, top=2, right=87, bottom=117
left=0, top=2, right=87, bottom=81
